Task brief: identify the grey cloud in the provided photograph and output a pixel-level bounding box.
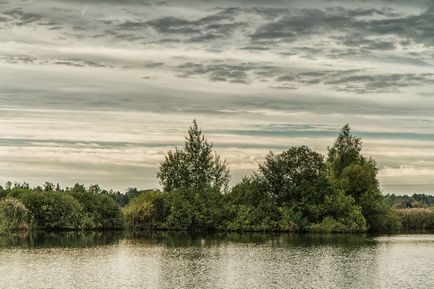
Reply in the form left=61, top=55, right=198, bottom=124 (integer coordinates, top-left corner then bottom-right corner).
left=361, top=8, right=434, bottom=46
left=3, top=8, right=42, bottom=25
left=143, top=61, right=165, bottom=68
left=0, top=55, right=109, bottom=68
left=52, top=58, right=108, bottom=68
left=1, top=55, right=38, bottom=64
left=116, top=7, right=244, bottom=43
left=176, top=62, right=283, bottom=84
left=324, top=73, right=434, bottom=93
left=175, top=59, right=434, bottom=94
left=251, top=4, right=434, bottom=52
left=340, top=34, right=397, bottom=51
left=276, top=70, right=434, bottom=93
left=251, top=9, right=352, bottom=41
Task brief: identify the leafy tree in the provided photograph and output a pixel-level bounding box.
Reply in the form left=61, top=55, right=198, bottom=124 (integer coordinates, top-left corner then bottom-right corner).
left=102, top=188, right=140, bottom=207
left=340, top=158, right=378, bottom=202
left=158, top=120, right=230, bottom=193
left=5, top=181, right=12, bottom=190
left=43, top=182, right=55, bottom=192
left=327, top=124, right=399, bottom=231
left=88, top=184, right=101, bottom=194
left=258, top=146, right=334, bottom=223
left=165, top=188, right=197, bottom=230
left=327, top=124, right=362, bottom=178
left=157, top=120, right=229, bottom=231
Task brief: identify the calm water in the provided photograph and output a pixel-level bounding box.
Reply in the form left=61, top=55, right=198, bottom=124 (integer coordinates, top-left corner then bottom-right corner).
left=0, top=232, right=434, bottom=289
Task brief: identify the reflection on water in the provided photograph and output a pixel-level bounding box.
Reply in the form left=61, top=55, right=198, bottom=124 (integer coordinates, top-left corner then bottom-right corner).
left=0, top=231, right=433, bottom=289
left=0, top=231, right=124, bottom=248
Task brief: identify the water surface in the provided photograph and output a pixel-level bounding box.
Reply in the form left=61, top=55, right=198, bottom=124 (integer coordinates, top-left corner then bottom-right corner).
left=0, top=232, right=433, bottom=289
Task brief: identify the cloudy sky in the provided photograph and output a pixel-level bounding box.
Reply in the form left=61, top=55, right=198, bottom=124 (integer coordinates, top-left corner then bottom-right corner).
left=1, top=0, right=434, bottom=193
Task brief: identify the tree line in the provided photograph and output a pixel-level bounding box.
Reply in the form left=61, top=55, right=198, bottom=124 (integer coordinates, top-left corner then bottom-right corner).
left=0, top=121, right=432, bottom=233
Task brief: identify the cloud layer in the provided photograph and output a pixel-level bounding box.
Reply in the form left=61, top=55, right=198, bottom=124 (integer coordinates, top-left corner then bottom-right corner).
left=1, top=0, right=434, bottom=193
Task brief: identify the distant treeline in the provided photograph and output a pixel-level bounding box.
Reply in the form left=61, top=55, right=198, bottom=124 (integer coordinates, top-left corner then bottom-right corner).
left=384, top=194, right=434, bottom=209
left=1, top=121, right=433, bottom=233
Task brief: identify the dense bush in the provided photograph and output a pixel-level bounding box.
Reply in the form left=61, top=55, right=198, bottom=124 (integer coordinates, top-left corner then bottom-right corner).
left=224, top=178, right=279, bottom=231
left=123, top=190, right=167, bottom=229
left=0, top=198, right=30, bottom=231
left=68, top=190, right=124, bottom=229
left=165, top=187, right=225, bottom=231
left=10, top=190, right=86, bottom=230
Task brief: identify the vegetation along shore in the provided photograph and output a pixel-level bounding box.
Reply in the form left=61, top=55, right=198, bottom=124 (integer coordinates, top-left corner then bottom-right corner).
left=1, top=121, right=433, bottom=233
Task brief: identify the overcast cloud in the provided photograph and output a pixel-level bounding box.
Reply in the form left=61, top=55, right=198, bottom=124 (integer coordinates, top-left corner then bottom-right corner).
left=1, top=0, right=434, bottom=193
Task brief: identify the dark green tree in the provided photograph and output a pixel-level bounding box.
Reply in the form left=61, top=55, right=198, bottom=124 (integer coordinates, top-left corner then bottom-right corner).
left=68, top=190, right=124, bottom=229
left=258, top=146, right=333, bottom=222
left=327, top=124, right=362, bottom=178
left=157, top=120, right=229, bottom=231
left=224, top=177, right=278, bottom=231
left=158, top=120, right=230, bottom=193
left=327, top=124, right=400, bottom=231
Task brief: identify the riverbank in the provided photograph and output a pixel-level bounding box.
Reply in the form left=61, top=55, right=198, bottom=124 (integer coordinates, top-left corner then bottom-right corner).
left=2, top=190, right=434, bottom=234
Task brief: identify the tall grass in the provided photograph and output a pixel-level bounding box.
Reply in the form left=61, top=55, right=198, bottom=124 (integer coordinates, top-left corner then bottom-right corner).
left=395, top=208, right=434, bottom=230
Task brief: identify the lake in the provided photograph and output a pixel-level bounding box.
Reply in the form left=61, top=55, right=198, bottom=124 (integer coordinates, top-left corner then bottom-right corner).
left=0, top=232, right=433, bottom=289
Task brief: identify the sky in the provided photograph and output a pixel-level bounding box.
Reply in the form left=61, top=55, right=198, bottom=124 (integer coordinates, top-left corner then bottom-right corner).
left=0, top=0, right=434, bottom=194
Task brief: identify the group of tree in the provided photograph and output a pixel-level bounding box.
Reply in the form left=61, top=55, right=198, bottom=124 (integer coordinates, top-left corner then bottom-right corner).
left=0, top=120, right=419, bottom=233
left=122, top=121, right=401, bottom=232
left=0, top=183, right=124, bottom=231
left=384, top=194, right=434, bottom=209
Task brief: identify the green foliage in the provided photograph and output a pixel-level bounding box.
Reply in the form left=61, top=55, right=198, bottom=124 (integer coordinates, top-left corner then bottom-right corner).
left=0, top=198, right=30, bottom=232
left=158, top=120, right=230, bottom=193
left=165, top=188, right=197, bottom=230
left=225, top=178, right=279, bottom=231
left=340, top=159, right=378, bottom=202
left=384, top=193, right=434, bottom=209
left=278, top=206, right=307, bottom=232
left=327, top=124, right=363, bottom=178
left=258, top=146, right=336, bottom=223
left=358, top=189, right=401, bottom=232
left=327, top=124, right=398, bottom=232
left=123, top=190, right=167, bottom=229
left=10, top=190, right=86, bottom=230
left=322, top=190, right=367, bottom=232
left=68, top=190, right=124, bottom=229
left=156, top=120, right=228, bottom=231
left=396, top=208, right=434, bottom=229
left=165, top=187, right=225, bottom=231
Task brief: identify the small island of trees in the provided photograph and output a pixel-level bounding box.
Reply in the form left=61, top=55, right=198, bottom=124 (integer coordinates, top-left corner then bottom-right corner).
left=1, top=121, right=434, bottom=233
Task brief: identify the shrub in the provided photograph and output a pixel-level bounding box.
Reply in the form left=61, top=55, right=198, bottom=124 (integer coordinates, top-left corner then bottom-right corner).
left=11, top=190, right=86, bottom=230
left=68, top=191, right=124, bottom=229
left=0, top=198, right=30, bottom=231
left=278, top=206, right=307, bottom=232
left=123, top=190, right=167, bottom=229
